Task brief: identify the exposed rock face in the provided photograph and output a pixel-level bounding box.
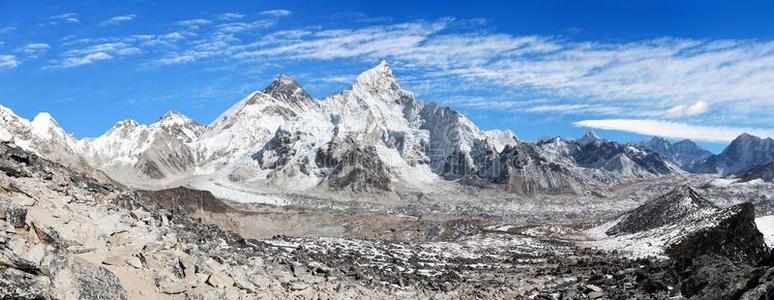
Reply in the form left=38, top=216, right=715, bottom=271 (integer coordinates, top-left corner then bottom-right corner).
left=607, top=186, right=717, bottom=235
left=688, top=133, right=774, bottom=176
left=478, top=143, right=585, bottom=195
left=572, top=137, right=680, bottom=177
left=600, top=185, right=768, bottom=264
left=667, top=202, right=768, bottom=263
left=261, top=75, right=319, bottom=111
left=641, top=137, right=713, bottom=167
left=736, top=160, right=774, bottom=182
left=314, top=137, right=393, bottom=192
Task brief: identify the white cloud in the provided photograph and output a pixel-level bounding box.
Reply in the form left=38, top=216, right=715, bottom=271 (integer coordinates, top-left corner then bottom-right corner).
left=50, top=13, right=79, bottom=24
left=260, top=10, right=292, bottom=17
left=49, top=42, right=141, bottom=68
left=178, top=19, right=212, bottom=29
left=219, top=13, right=244, bottom=21
left=574, top=119, right=774, bottom=142
left=20, top=43, right=50, bottom=55
left=0, top=55, right=19, bottom=68
left=0, top=27, right=15, bottom=34
left=31, top=17, right=774, bottom=129
left=102, top=14, right=136, bottom=26
left=664, top=100, right=709, bottom=117
left=61, top=52, right=112, bottom=67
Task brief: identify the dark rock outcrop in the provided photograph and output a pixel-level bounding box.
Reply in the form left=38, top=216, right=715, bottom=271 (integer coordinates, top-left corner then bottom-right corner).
left=736, top=160, right=774, bottom=183
left=607, top=185, right=717, bottom=235
left=667, top=202, right=768, bottom=263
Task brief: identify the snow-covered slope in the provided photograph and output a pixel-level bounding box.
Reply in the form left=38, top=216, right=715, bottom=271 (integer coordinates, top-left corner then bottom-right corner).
left=196, top=75, right=319, bottom=172
left=484, top=129, right=519, bottom=153
left=78, top=111, right=204, bottom=185
left=0, top=62, right=686, bottom=202
left=589, top=186, right=767, bottom=261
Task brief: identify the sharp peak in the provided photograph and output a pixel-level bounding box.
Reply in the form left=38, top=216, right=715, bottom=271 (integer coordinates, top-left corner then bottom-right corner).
left=32, top=112, right=58, bottom=123
left=735, top=132, right=761, bottom=140
left=578, top=130, right=602, bottom=145
left=266, top=74, right=300, bottom=87
left=114, top=119, right=141, bottom=128
left=583, top=130, right=600, bottom=138
left=155, top=110, right=195, bottom=124
left=159, top=110, right=188, bottom=119
left=354, top=60, right=397, bottom=85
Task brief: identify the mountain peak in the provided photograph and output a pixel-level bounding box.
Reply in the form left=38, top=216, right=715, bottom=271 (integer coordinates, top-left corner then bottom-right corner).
left=155, top=111, right=196, bottom=127
left=607, top=185, right=717, bottom=235
left=30, top=112, right=63, bottom=139
left=353, top=60, right=399, bottom=91
left=578, top=130, right=601, bottom=145
left=735, top=133, right=760, bottom=141
left=261, top=74, right=316, bottom=109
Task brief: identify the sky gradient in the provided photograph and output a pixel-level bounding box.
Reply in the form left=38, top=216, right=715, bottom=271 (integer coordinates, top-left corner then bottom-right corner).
left=1, top=0, right=773, bottom=153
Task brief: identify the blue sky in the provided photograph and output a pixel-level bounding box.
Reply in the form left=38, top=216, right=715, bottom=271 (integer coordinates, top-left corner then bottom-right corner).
left=1, top=0, right=773, bottom=153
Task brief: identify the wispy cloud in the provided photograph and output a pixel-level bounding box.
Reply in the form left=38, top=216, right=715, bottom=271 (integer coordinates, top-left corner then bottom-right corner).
left=260, top=10, right=292, bottom=17
left=218, top=13, right=244, bottom=21
left=0, top=55, right=19, bottom=68
left=574, top=119, right=774, bottom=142
left=0, top=27, right=15, bottom=35
left=50, top=13, right=79, bottom=25
left=178, top=18, right=212, bottom=29
left=49, top=42, right=141, bottom=68
left=102, top=14, right=136, bottom=26
left=25, top=15, right=774, bottom=130
left=20, top=43, right=50, bottom=55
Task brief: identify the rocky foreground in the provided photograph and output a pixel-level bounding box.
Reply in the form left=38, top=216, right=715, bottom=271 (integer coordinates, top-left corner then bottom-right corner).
left=2, top=140, right=774, bottom=299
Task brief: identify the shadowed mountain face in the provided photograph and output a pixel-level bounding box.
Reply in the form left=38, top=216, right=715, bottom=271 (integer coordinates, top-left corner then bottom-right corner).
left=606, top=186, right=717, bottom=235
left=687, top=133, right=774, bottom=176
left=603, top=185, right=768, bottom=264
left=641, top=137, right=713, bottom=167
left=736, top=160, right=774, bottom=182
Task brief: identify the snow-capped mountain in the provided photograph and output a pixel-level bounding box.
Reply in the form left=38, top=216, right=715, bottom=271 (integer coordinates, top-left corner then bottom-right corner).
left=640, top=137, right=713, bottom=167
left=535, top=132, right=682, bottom=179
left=0, top=107, right=109, bottom=180
left=484, top=129, right=519, bottom=153
left=0, top=61, right=686, bottom=199
left=688, top=133, right=774, bottom=176
left=77, top=112, right=204, bottom=186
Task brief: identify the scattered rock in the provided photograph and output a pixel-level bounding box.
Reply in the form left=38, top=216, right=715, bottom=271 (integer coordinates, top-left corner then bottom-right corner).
left=4, top=207, right=27, bottom=228
left=125, top=256, right=143, bottom=269
left=207, top=271, right=235, bottom=288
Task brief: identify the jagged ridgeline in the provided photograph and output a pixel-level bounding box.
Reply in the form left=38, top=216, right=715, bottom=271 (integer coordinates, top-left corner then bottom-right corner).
left=0, top=61, right=685, bottom=199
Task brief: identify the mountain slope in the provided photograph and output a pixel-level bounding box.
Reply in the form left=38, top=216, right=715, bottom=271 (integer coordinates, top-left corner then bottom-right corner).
left=641, top=137, right=713, bottom=167
left=78, top=112, right=204, bottom=185
left=688, top=133, right=774, bottom=175
left=1, top=62, right=685, bottom=200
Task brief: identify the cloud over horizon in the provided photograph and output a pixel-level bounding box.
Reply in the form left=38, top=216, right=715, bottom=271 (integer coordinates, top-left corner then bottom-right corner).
left=574, top=119, right=774, bottom=142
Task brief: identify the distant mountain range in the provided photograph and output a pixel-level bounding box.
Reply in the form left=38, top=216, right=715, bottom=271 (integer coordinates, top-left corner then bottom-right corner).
left=0, top=61, right=771, bottom=202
